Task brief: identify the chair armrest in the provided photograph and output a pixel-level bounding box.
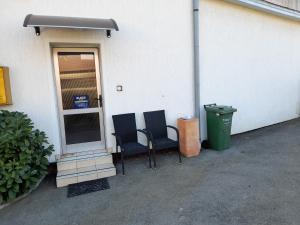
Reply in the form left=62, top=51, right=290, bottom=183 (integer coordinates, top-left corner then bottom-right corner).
left=137, top=129, right=148, bottom=136
left=141, top=129, right=154, bottom=141
left=111, top=133, right=123, bottom=147
left=166, top=125, right=179, bottom=141
left=137, top=129, right=150, bottom=146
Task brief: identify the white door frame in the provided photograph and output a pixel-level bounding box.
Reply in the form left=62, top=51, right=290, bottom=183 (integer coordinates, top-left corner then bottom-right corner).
left=52, top=47, right=105, bottom=154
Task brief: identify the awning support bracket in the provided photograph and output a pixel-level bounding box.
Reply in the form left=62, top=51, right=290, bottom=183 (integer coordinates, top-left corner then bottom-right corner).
left=32, top=26, right=112, bottom=38
left=106, top=30, right=111, bottom=38
left=34, top=26, right=40, bottom=36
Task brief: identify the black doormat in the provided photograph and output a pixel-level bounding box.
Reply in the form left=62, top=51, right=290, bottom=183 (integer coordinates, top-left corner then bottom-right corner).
left=67, top=178, right=110, bottom=198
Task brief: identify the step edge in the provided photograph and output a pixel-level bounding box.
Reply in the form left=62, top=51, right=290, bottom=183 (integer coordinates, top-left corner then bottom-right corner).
left=57, top=164, right=115, bottom=178
left=57, top=154, right=111, bottom=163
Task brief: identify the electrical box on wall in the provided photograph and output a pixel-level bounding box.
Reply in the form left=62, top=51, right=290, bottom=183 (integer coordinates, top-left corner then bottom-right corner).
left=0, top=67, right=12, bottom=105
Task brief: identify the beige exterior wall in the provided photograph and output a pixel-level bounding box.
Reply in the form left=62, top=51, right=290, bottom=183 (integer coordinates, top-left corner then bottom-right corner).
left=0, top=0, right=194, bottom=160
left=0, top=0, right=300, bottom=160
left=199, top=0, right=300, bottom=136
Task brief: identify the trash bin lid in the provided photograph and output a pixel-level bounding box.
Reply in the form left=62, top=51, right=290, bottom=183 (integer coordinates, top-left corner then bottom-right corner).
left=204, top=104, right=237, bottom=114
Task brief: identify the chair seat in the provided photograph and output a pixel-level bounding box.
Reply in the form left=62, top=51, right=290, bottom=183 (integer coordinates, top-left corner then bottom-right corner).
left=153, top=138, right=178, bottom=150
left=122, top=142, right=149, bottom=155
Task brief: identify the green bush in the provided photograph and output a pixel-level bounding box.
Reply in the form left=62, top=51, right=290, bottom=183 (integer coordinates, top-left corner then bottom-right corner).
left=0, top=110, right=53, bottom=204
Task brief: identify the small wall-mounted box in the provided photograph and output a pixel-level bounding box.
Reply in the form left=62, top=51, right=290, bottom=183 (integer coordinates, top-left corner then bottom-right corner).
left=116, top=85, right=123, bottom=92
left=0, top=67, right=12, bottom=105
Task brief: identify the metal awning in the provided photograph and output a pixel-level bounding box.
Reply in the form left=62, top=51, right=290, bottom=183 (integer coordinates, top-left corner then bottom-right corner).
left=23, top=14, right=119, bottom=38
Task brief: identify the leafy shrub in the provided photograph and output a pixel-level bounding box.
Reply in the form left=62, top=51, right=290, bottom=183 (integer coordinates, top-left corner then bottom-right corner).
left=0, top=110, right=53, bottom=204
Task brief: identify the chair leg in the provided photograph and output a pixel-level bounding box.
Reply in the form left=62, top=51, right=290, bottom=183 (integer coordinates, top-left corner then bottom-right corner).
left=115, top=144, right=119, bottom=163
left=148, top=149, right=152, bottom=168
left=121, top=151, right=125, bottom=175
left=152, top=148, right=157, bottom=168
left=178, top=148, right=182, bottom=163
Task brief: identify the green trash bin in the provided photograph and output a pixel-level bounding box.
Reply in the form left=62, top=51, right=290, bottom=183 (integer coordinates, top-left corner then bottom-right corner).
left=204, top=104, right=237, bottom=150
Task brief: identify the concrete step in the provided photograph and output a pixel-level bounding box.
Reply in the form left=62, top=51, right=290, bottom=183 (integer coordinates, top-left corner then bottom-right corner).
left=56, top=149, right=116, bottom=188
left=57, top=150, right=112, bottom=171
left=56, top=163, right=116, bottom=188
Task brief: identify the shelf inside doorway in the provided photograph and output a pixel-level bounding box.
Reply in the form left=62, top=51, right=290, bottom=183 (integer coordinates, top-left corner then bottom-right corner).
left=60, top=72, right=95, bottom=80
left=61, top=87, right=97, bottom=92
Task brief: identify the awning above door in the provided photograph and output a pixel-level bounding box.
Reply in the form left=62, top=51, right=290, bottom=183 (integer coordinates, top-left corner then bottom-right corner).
left=23, top=14, right=119, bottom=37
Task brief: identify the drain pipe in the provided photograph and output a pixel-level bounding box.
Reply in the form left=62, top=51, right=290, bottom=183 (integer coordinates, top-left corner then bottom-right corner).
left=193, top=0, right=201, bottom=131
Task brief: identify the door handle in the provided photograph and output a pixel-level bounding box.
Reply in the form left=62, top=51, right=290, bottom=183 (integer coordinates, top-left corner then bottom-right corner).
left=95, top=95, right=103, bottom=107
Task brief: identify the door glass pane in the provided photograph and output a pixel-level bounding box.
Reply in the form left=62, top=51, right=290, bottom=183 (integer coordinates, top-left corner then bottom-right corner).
left=58, top=52, right=98, bottom=110
left=64, top=113, right=101, bottom=145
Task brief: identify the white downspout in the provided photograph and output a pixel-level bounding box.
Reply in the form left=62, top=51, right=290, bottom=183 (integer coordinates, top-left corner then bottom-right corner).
left=193, top=0, right=201, bottom=133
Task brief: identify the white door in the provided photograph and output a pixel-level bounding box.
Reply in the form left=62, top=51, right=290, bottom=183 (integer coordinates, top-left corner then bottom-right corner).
left=53, top=48, right=105, bottom=154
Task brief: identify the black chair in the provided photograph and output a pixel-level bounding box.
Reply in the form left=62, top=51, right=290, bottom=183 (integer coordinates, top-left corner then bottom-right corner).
left=112, top=113, right=151, bottom=175
left=143, top=110, right=182, bottom=167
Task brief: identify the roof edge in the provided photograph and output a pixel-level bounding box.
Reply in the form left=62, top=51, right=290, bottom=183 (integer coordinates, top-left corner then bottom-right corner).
left=225, top=0, right=300, bottom=22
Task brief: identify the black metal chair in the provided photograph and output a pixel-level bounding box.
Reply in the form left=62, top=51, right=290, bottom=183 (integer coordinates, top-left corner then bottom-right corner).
left=112, top=113, right=151, bottom=175
left=143, top=110, right=182, bottom=167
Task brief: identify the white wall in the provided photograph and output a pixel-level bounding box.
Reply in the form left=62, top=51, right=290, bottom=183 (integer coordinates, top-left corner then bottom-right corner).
left=199, top=0, right=300, bottom=137
left=0, top=0, right=195, bottom=160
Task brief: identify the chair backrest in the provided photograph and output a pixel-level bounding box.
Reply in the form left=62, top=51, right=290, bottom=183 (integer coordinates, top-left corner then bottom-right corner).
left=112, top=113, right=137, bottom=144
left=143, top=110, right=167, bottom=139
